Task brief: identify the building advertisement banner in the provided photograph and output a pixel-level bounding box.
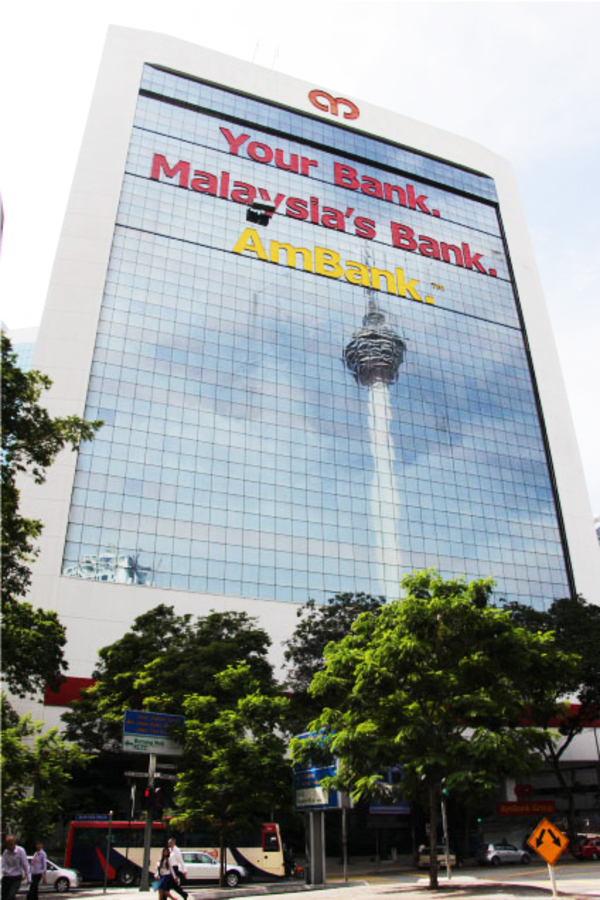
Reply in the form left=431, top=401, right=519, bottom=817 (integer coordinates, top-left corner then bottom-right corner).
left=61, top=63, right=571, bottom=612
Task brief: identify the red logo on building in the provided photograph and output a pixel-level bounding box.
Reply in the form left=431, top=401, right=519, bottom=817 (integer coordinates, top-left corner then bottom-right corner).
left=308, top=90, right=359, bottom=120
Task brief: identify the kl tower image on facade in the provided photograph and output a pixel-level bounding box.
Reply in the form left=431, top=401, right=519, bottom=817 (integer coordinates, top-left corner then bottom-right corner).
left=344, top=284, right=407, bottom=599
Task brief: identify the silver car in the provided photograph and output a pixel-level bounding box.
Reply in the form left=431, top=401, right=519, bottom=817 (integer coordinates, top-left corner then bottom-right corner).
left=180, top=851, right=248, bottom=888
left=26, top=859, right=82, bottom=892
left=479, top=842, right=531, bottom=866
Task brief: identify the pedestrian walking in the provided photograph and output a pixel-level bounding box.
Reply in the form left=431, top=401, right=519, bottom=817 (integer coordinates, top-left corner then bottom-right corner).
left=154, top=847, right=176, bottom=900
left=27, top=842, right=47, bottom=900
left=167, top=839, right=188, bottom=900
left=2, top=836, right=31, bottom=900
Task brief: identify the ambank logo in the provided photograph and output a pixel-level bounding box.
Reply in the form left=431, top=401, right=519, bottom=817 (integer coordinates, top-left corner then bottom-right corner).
left=308, top=89, right=359, bottom=120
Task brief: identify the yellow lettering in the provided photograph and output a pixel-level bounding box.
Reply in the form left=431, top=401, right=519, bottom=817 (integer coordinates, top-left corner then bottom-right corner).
left=396, top=267, right=422, bottom=301
left=232, top=227, right=268, bottom=261
left=315, top=247, right=343, bottom=278
left=269, top=241, right=312, bottom=272
left=345, top=261, right=370, bottom=286
left=371, top=267, right=397, bottom=295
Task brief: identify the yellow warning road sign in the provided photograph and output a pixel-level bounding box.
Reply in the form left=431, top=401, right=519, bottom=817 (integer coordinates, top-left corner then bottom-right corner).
left=527, top=817, right=568, bottom=866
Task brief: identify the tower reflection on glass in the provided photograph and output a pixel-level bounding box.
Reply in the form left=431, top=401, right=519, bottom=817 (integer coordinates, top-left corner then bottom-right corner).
left=344, top=285, right=406, bottom=599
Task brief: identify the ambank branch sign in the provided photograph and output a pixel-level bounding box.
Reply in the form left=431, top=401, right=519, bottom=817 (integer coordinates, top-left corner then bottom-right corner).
left=148, top=118, right=507, bottom=326
left=150, top=124, right=502, bottom=293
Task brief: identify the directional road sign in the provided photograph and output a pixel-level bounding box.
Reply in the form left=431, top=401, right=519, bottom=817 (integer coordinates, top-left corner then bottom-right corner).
left=527, top=817, right=569, bottom=866
left=123, top=710, right=184, bottom=756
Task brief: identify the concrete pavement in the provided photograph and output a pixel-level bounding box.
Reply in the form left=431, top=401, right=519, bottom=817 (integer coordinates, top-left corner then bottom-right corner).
left=63, top=869, right=600, bottom=900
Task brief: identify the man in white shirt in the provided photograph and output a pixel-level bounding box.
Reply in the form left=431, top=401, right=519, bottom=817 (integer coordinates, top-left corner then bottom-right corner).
left=1, top=836, right=31, bottom=900
left=28, top=841, right=47, bottom=900
left=167, top=839, right=188, bottom=900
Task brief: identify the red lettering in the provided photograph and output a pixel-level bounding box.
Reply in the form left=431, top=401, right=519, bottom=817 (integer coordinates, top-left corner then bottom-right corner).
left=355, top=217, right=376, bottom=239
left=248, top=141, right=273, bottom=164
left=334, top=163, right=359, bottom=190
left=418, top=236, right=440, bottom=259
left=151, top=155, right=190, bottom=188
left=285, top=197, right=308, bottom=220
left=461, top=243, right=487, bottom=274
left=390, top=222, right=417, bottom=252
left=258, top=188, right=286, bottom=210
left=441, top=243, right=463, bottom=266
left=190, top=171, right=217, bottom=195
left=310, top=196, right=320, bottom=224
left=361, top=176, right=383, bottom=199
left=300, top=157, right=319, bottom=176
left=407, top=184, right=431, bottom=214
left=231, top=182, right=256, bottom=204
left=219, top=171, right=230, bottom=199
left=384, top=182, right=407, bottom=207
left=220, top=127, right=250, bottom=156
left=274, top=149, right=299, bottom=173
left=321, top=207, right=345, bottom=231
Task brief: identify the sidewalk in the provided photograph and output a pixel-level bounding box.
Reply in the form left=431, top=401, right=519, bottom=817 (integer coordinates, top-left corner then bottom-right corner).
left=66, top=871, right=600, bottom=900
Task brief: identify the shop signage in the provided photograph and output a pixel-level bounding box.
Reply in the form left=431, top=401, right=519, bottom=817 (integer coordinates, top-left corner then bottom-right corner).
left=497, top=800, right=556, bottom=817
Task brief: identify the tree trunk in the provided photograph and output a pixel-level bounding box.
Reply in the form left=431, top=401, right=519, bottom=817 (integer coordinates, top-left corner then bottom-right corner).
left=429, top=780, right=439, bottom=890
left=463, top=810, right=471, bottom=861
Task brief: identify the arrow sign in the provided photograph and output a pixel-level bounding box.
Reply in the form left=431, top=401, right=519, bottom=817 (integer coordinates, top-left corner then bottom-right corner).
left=527, top=817, right=568, bottom=866
left=536, top=829, right=546, bottom=848
left=548, top=829, right=562, bottom=848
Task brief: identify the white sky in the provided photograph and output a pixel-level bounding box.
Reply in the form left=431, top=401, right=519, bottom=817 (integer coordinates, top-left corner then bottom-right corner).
left=1, top=1, right=598, bottom=514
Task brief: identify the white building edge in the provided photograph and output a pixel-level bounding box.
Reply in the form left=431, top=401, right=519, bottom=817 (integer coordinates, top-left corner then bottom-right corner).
left=15, top=27, right=600, bottom=747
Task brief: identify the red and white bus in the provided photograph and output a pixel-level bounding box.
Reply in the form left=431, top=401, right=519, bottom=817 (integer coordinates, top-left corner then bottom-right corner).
left=64, top=818, right=285, bottom=884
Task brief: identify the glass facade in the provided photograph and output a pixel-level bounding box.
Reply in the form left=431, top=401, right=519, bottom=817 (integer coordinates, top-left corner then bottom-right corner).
left=61, top=65, right=571, bottom=608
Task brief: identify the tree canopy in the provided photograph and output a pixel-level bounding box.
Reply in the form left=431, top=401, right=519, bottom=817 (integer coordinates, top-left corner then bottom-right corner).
left=292, top=570, right=579, bottom=888
left=1, top=694, right=89, bottom=844
left=284, top=592, right=386, bottom=694
left=1, top=334, right=102, bottom=695
left=63, top=605, right=277, bottom=753
left=283, top=592, right=385, bottom=731
left=173, top=665, right=290, bottom=886
left=506, top=594, right=600, bottom=837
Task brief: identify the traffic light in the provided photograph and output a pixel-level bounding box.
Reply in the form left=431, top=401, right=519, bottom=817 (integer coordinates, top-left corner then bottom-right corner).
left=153, top=787, right=163, bottom=817
left=441, top=779, right=450, bottom=798
left=141, top=786, right=152, bottom=812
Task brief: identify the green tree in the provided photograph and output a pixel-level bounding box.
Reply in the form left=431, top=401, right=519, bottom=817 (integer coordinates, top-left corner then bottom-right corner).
left=1, top=694, right=89, bottom=844
left=292, top=570, right=578, bottom=888
left=506, top=594, right=600, bottom=838
left=1, top=333, right=102, bottom=695
left=62, top=605, right=277, bottom=752
left=173, top=665, right=290, bottom=887
left=283, top=592, right=385, bottom=730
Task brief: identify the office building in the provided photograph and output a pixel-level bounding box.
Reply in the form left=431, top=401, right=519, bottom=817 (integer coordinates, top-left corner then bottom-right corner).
left=19, top=26, right=599, bottom=727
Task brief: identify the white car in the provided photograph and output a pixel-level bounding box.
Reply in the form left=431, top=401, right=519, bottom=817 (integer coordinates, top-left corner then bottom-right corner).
left=180, top=851, right=248, bottom=888
left=478, top=842, right=531, bottom=866
left=26, top=859, right=82, bottom=892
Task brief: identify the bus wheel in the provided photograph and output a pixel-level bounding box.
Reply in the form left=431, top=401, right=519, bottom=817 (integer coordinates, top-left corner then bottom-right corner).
left=117, top=865, right=137, bottom=886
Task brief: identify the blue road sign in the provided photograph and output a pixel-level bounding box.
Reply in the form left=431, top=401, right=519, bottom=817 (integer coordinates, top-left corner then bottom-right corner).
left=123, top=710, right=184, bottom=736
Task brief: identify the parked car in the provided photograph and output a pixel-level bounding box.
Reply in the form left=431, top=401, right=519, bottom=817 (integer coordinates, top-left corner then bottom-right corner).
left=478, top=842, right=530, bottom=866
left=572, top=837, right=600, bottom=861
left=417, top=845, right=458, bottom=868
left=26, top=858, right=82, bottom=892
left=180, top=851, right=248, bottom=888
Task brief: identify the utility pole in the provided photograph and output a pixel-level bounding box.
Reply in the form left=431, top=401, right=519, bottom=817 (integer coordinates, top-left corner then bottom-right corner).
left=441, top=779, right=451, bottom=881
left=140, top=754, right=156, bottom=891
